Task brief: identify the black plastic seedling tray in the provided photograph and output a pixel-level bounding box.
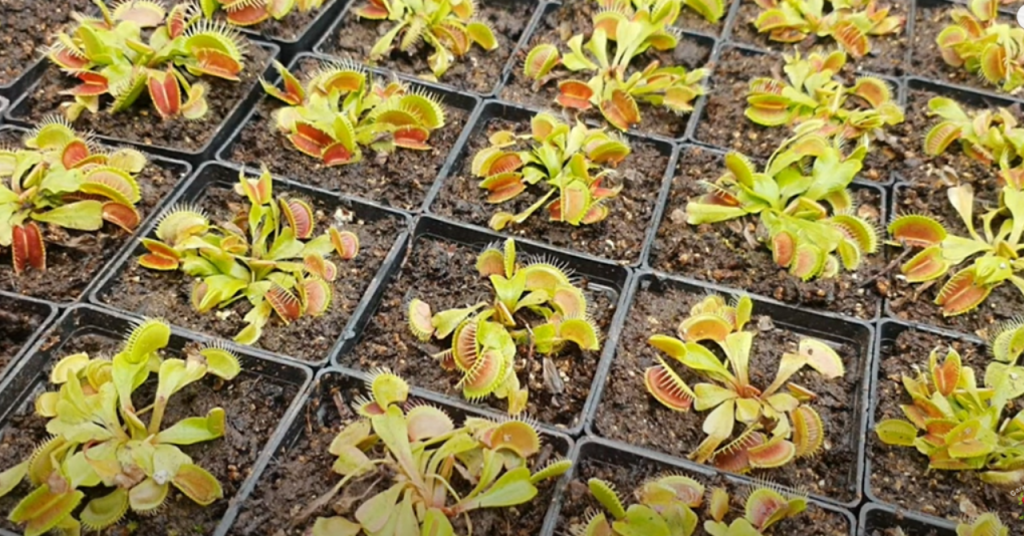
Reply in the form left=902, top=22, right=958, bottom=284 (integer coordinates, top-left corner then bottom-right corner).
left=584, top=269, right=874, bottom=508
left=231, top=0, right=349, bottom=60
left=335, top=214, right=633, bottom=437
left=88, top=161, right=412, bottom=369
left=0, top=291, right=59, bottom=383
left=0, top=304, right=313, bottom=536
left=860, top=502, right=958, bottom=535
left=2, top=42, right=281, bottom=166
left=222, top=366, right=575, bottom=536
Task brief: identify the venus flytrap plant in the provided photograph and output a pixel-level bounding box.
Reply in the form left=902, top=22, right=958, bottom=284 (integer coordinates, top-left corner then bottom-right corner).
left=522, top=0, right=709, bottom=131
left=47, top=0, right=247, bottom=121
left=752, top=0, right=904, bottom=58
left=745, top=50, right=904, bottom=140
left=0, top=319, right=241, bottom=536
left=887, top=179, right=1024, bottom=317
left=957, top=514, right=1010, bottom=536
left=198, top=0, right=326, bottom=26
left=351, top=0, right=498, bottom=80
left=0, top=119, right=147, bottom=275
left=685, top=125, right=880, bottom=281
left=936, top=0, right=1024, bottom=93
left=407, top=238, right=600, bottom=415
left=261, top=61, right=446, bottom=166
left=923, top=97, right=1024, bottom=170
left=471, top=112, right=630, bottom=231
left=297, top=369, right=571, bottom=536
left=135, top=167, right=361, bottom=345
left=643, top=294, right=845, bottom=471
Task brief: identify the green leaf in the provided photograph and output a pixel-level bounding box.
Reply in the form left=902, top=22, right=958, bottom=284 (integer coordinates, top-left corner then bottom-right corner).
left=462, top=467, right=537, bottom=510
left=33, top=200, right=104, bottom=230
left=311, top=517, right=361, bottom=536
left=875, top=419, right=918, bottom=446
left=421, top=508, right=455, bottom=536
left=355, top=482, right=404, bottom=532
left=155, top=408, right=226, bottom=445
left=612, top=504, right=671, bottom=536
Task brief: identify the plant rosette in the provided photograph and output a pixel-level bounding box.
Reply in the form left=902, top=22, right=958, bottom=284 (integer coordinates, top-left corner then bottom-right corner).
left=318, top=0, right=533, bottom=95
left=96, top=164, right=404, bottom=363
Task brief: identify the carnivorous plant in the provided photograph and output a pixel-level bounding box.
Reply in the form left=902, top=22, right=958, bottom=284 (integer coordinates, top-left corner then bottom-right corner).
left=408, top=238, right=601, bottom=414
left=923, top=97, right=1024, bottom=170
left=936, top=0, right=1024, bottom=93
left=0, top=119, right=146, bottom=274
left=471, top=112, right=630, bottom=231
left=199, top=0, right=326, bottom=26
left=136, top=167, right=361, bottom=344
left=644, top=294, right=845, bottom=471
left=261, top=61, right=446, bottom=166
left=752, top=0, right=904, bottom=58
left=522, top=0, right=710, bottom=131
left=297, top=369, right=572, bottom=535
left=0, top=319, right=241, bottom=536
left=48, top=0, right=247, bottom=120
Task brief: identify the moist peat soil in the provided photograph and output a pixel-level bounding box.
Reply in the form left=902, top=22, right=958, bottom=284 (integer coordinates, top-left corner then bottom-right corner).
left=99, top=178, right=402, bottom=363
left=0, top=332, right=298, bottom=535
left=0, top=295, right=47, bottom=374
left=224, top=57, right=470, bottom=212
left=213, top=0, right=336, bottom=42
left=0, top=0, right=92, bottom=87
left=650, top=146, right=886, bottom=320
left=336, top=236, right=616, bottom=429
left=431, top=116, right=669, bottom=264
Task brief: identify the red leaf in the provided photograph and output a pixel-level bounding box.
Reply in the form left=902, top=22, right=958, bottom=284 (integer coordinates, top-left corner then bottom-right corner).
left=147, top=68, right=182, bottom=119
left=936, top=269, right=992, bottom=316
left=12, top=222, right=45, bottom=274
left=281, top=199, right=314, bottom=239
left=65, top=72, right=109, bottom=96
left=62, top=140, right=91, bottom=169
left=393, top=126, right=431, bottom=150
left=643, top=365, right=693, bottom=411
left=193, top=49, right=243, bottom=81
left=322, top=142, right=354, bottom=166
left=139, top=253, right=180, bottom=270
left=601, top=90, right=640, bottom=130
left=556, top=80, right=594, bottom=110
left=51, top=47, right=88, bottom=70
left=354, top=3, right=389, bottom=18
left=289, top=122, right=334, bottom=158
left=487, top=153, right=523, bottom=176
left=167, top=4, right=187, bottom=38
left=267, top=285, right=302, bottom=323
left=226, top=2, right=270, bottom=25
left=102, top=202, right=141, bottom=231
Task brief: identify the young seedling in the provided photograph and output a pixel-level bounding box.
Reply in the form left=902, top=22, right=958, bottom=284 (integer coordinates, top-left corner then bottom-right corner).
left=407, top=238, right=600, bottom=414
left=297, top=369, right=571, bottom=535
left=351, top=0, right=498, bottom=80
left=874, top=322, right=1024, bottom=486
left=887, top=178, right=1024, bottom=316
left=752, top=0, right=904, bottom=58
left=136, top=167, right=361, bottom=345
left=47, top=0, right=247, bottom=120
left=522, top=0, right=710, bottom=131
left=261, top=61, right=446, bottom=166
left=0, top=319, right=241, bottom=536
left=957, top=514, right=1010, bottom=536
left=471, top=112, right=630, bottom=231
left=745, top=50, right=904, bottom=139
left=685, top=125, right=880, bottom=281
left=198, top=0, right=326, bottom=26
left=644, top=294, right=845, bottom=471
left=576, top=478, right=807, bottom=535
left=936, top=0, right=1024, bottom=93
left=923, top=97, right=1024, bottom=170
left=0, top=119, right=147, bottom=274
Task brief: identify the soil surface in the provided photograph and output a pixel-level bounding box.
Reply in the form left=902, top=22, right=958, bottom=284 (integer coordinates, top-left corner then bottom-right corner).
left=592, top=280, right=863, bottom=503
left=910, top=2, right=1023, bottom=98
left=0, top=0, right=92, bottom=87
left=229, top=372, right=567, bottom=535
left=885, top=179, right=1023, bottom=339
left=869, top=328, right=1019, bottom=523
left=727, top=0, right=910, bottom=77
left=99, top=168, right=403, bottom=363
left=0, top=330, right=299, bottom=535
left=865, top=510, right=948, bottom=536
left=321, top=0, right=533, bottom=95
left=224, top=58, right=470, bottom=212
left=431, top=116, right=669, bottom=264
left=499, top=0, right=713, bottom=138
left=557, top=448, right=851, bottom=535
left=337, top=236, right=617, bottom=429
left=13, top=45, right=271, bottom=153
left=650, top=146, right=886, bottom=320
left=213, top=0, right=336, bottom=41
left=0, top=295, right=48, bottom=376
left=0, top=130, right=188, bottom=302
left=693, top=47, right=904, bottom=183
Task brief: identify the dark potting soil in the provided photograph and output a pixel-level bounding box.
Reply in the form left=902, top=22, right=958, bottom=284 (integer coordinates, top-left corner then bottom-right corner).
left=693, top=47, right=904, bottom=183
left=0, top=296, right=47, bottom=374
left=910, top=2, right=1022, bottom=97
left=0, top=131, right=188, bottom=302
left=0, top=332, right=298, bottom=535
left=99, top=176, right=402, bottom=363
left=0, top=0, right=92, bottom=86
left=592, top=282, right=862, bottom=502
left=337, top=236, right=616, bottom=428
left=556, top=452, right=851, bottom=535
left=650, top=146, right=886, bottom=320
left=321, top=0, right=533, bottom=95
left=885, top=180, right=1024, bottom=340
left=868, top=328, right=1019, bottom=522
left=431, top=116, right=669, bottom=264
left=229, top=373, right=565, bottom=536
left=866, top=511, right=946, bottom=536
left=212, top=0, right=336, bottom=41
left=498, top=0, right=713, bottom=139
left=14, top=45, right=272, bottom=153
left=727, top=0, right=910, bottom=77
left=224, top=58, right=470, bottom=212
